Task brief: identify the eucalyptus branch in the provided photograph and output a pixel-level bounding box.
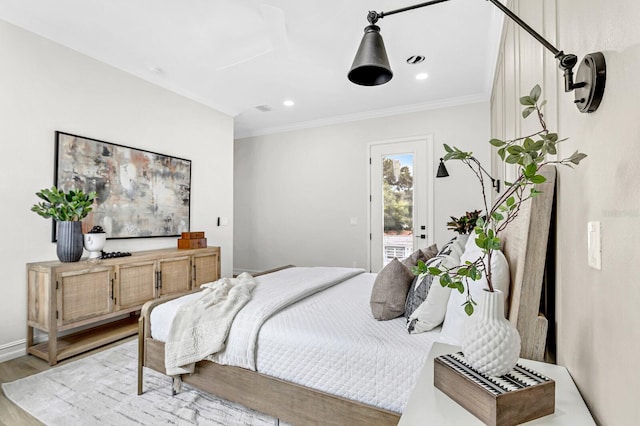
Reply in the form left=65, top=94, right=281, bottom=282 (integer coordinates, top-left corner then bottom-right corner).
left=429, top=84, right=587, bottom=316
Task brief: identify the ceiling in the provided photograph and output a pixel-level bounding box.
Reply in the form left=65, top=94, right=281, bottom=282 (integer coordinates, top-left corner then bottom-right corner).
left=0, top=0, right=504, bottom=139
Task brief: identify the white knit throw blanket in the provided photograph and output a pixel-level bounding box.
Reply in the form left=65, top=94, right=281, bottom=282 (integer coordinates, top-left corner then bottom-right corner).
left=164, top=273, right=257, bottom=376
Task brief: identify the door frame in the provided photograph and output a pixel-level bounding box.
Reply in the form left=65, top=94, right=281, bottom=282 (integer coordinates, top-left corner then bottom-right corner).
left=367, top=135, right=435, bottom=272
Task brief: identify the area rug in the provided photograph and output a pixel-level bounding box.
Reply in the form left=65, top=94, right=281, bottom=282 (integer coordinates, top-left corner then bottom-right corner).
left=2, top=340, right=282, bottom=425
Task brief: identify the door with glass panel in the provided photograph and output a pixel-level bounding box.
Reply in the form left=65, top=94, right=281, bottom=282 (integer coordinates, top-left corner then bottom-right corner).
left=369, top=137, right=433, bottom=272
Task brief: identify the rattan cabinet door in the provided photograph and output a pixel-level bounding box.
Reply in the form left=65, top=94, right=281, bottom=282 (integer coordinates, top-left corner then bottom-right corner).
left=157, top=256, right=191, bottom=297
left=57, top=267, right=112, bottom=325
left=115, top=261, right=156, bottom=310
left=192, top=251, right=220, bottom=287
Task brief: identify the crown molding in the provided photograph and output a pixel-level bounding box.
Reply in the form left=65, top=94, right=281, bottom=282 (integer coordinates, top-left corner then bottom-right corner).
left=235, top=93, right=490, bottom=140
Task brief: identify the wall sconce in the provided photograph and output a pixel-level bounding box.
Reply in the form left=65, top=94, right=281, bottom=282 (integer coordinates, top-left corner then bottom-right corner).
left=436, top=158, right=449, bottom=178
left=436, top=157, right=501, bottom=193
left=348, top=0, right=606, bottom=113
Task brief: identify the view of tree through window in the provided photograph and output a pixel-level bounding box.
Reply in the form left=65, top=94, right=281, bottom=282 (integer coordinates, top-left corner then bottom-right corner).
left=381, top=154, right=414, bottom=265
left=383, top=155, right=414, bottom=233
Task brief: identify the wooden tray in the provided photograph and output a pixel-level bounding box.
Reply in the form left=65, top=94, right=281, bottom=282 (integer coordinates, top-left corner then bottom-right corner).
left=434, top=352, right=555, bottom=426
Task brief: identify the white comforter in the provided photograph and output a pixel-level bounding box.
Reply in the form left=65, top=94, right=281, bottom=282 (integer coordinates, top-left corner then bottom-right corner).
left=210, top=266, right=364, bottom=369
left=151, top=266, right=441, bottom=413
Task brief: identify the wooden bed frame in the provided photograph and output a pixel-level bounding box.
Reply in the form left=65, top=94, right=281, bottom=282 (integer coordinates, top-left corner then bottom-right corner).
left=137, top=165, right=556, bottom=425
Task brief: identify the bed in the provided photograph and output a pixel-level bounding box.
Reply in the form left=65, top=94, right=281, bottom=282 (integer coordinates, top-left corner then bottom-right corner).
left=137, top=165, right=557, bottom=425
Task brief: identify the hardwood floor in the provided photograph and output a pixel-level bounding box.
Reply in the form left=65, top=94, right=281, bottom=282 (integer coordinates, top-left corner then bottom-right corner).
left=0, top=336, right=135, bottom=426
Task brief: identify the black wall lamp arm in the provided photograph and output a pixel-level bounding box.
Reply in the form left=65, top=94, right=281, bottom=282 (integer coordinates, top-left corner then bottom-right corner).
left=436, top=156, right=501, bottom=193
left=367, top=0, right=451, bottom=24
left=475, top=159, right=501, bottom=193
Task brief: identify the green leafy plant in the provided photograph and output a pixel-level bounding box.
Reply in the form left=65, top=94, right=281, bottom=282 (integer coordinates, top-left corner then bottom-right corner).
left=31, top=187, right=97, bottom=222
left=415, top=85, right=586, bottom=316
left=446, top=210, right=482, bottom=235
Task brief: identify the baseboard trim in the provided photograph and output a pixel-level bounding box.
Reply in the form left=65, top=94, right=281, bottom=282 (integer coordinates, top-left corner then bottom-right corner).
left=0, top=339, right=26, bottom=363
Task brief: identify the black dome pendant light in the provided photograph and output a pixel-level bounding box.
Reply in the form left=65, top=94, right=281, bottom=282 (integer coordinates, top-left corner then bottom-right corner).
left=348, top=23, right=393, bottom=86
left=348, top=0, right=606, bottom=113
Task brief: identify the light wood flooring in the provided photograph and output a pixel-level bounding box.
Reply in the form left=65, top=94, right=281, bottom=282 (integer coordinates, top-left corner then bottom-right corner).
left=0, top=336, right=135, bottom=426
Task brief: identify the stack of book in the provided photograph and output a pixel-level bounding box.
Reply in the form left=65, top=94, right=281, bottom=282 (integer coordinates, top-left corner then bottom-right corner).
left=177, top=231, right=207, bottom=249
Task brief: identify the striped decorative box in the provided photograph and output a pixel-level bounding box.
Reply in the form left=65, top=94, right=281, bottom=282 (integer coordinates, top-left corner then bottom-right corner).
left=434, top=352, right=555, bottom=426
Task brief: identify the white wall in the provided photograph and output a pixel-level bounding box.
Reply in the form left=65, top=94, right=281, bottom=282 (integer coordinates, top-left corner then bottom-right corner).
left=234, top=102, right=490, bottom=274
left=0, top=20, right=234, bottom=361
left=492, top=1, right=640, bottom=424
left=555, top=1, right=640, bottom=424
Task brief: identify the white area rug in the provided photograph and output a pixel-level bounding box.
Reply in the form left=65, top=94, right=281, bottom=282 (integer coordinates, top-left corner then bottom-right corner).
left=2, top=340, right=281, bottom=425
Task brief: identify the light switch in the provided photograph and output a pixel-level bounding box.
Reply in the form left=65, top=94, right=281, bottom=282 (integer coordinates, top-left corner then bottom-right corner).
left=220, top=217, right=229, bottom=226
left=587, top=221, right=601, bottom=270
left=350, top=217, right=358, bottom=226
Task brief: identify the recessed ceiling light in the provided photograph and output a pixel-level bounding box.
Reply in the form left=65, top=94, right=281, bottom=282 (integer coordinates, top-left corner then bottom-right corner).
left=283, top=100, right=295, bottom=107
left=416, top=73, right=429, bottom=80
left=149, top=66, right=164, bottom=74
left=406, top=55, right=425, bottom=64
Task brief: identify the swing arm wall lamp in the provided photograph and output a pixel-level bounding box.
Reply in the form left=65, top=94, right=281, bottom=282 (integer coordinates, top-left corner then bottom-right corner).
left=348, top=0, right=606, bottom=113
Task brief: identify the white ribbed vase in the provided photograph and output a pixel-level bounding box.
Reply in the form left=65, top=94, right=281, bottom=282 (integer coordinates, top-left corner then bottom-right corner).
left=461, top=289, right=521, bottom=377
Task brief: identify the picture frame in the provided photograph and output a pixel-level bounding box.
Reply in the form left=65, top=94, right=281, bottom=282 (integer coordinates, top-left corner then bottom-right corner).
left=53, top=131, right=191, bottom=241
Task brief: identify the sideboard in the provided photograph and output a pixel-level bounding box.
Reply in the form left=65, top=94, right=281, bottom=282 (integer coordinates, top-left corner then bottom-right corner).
left=27, top=246, right=220, bottom=365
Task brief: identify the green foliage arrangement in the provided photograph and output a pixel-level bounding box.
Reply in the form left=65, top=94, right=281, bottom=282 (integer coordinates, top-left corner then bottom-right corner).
left=415, top=85, right=587, bottom=316
left=446, top=210, right=482, bottom=235
left=31, top=187, right=97, bottom=222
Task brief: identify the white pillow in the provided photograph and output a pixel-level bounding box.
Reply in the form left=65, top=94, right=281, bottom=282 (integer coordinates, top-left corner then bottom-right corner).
left=439, top=247, right=510, bottom=346
left=406, top=234, right=468, bottom=334
left=406, top=253, right=460, bottom=333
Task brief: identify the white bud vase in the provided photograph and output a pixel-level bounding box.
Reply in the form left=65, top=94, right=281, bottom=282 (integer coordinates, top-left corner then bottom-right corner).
left=461, top=289, right=521, bottom=377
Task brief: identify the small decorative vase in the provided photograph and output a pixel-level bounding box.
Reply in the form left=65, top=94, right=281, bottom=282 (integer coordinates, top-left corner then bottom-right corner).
left=56, top=221, right=84, bottom=262
left=461, top=289, right=521, bottom=377
left=83, top=232, right=106, bottom=259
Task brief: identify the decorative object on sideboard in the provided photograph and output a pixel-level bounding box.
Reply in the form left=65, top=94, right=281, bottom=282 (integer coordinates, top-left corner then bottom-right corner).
left=177, top=231, right=207, bottom=249
left=31, top=187, right=97, bottom=262
left=100, top=251, right=132, bottom=259
left=54, top=131, right=191, bottom=239
left=348, top=0, right=606, bottom=113
left=84, top=225, right=107, bottom=259
left=414, top=85, right=587, bottom=375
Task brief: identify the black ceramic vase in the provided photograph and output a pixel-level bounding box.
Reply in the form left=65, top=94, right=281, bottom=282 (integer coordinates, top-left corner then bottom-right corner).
left=56, top=221, right=84, bottom=262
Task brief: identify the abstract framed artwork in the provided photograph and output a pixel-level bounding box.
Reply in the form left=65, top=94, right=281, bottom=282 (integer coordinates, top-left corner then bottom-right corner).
left=53, top=131, right=191, bottom=240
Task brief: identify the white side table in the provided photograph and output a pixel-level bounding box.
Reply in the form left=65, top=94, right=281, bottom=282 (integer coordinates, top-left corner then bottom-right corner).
left=399, top=342, right=595, bottom=425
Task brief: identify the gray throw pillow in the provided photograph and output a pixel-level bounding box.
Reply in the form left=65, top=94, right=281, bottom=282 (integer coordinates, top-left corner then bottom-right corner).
left=402, top=244, right=438, bottom=269
left=370, top=258, right=415, bottom=320
left=421, top=244, right=439, bottom=262
left=404, top=256, right=444, bottom=319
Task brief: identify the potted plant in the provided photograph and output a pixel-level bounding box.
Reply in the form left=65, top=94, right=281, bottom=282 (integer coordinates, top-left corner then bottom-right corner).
left=446, top=210, right=482, bottom=235
left=31, top=187, right=97, bottom=262
left=416, top=85, right=586, bottom=375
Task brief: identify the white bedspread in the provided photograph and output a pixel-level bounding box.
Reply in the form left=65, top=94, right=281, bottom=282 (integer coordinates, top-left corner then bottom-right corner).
left=151, top=267, right=441, bottom=413
left=209, top=266, right=364, bottom=369
left=255, top=272, right=440, bottom=413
